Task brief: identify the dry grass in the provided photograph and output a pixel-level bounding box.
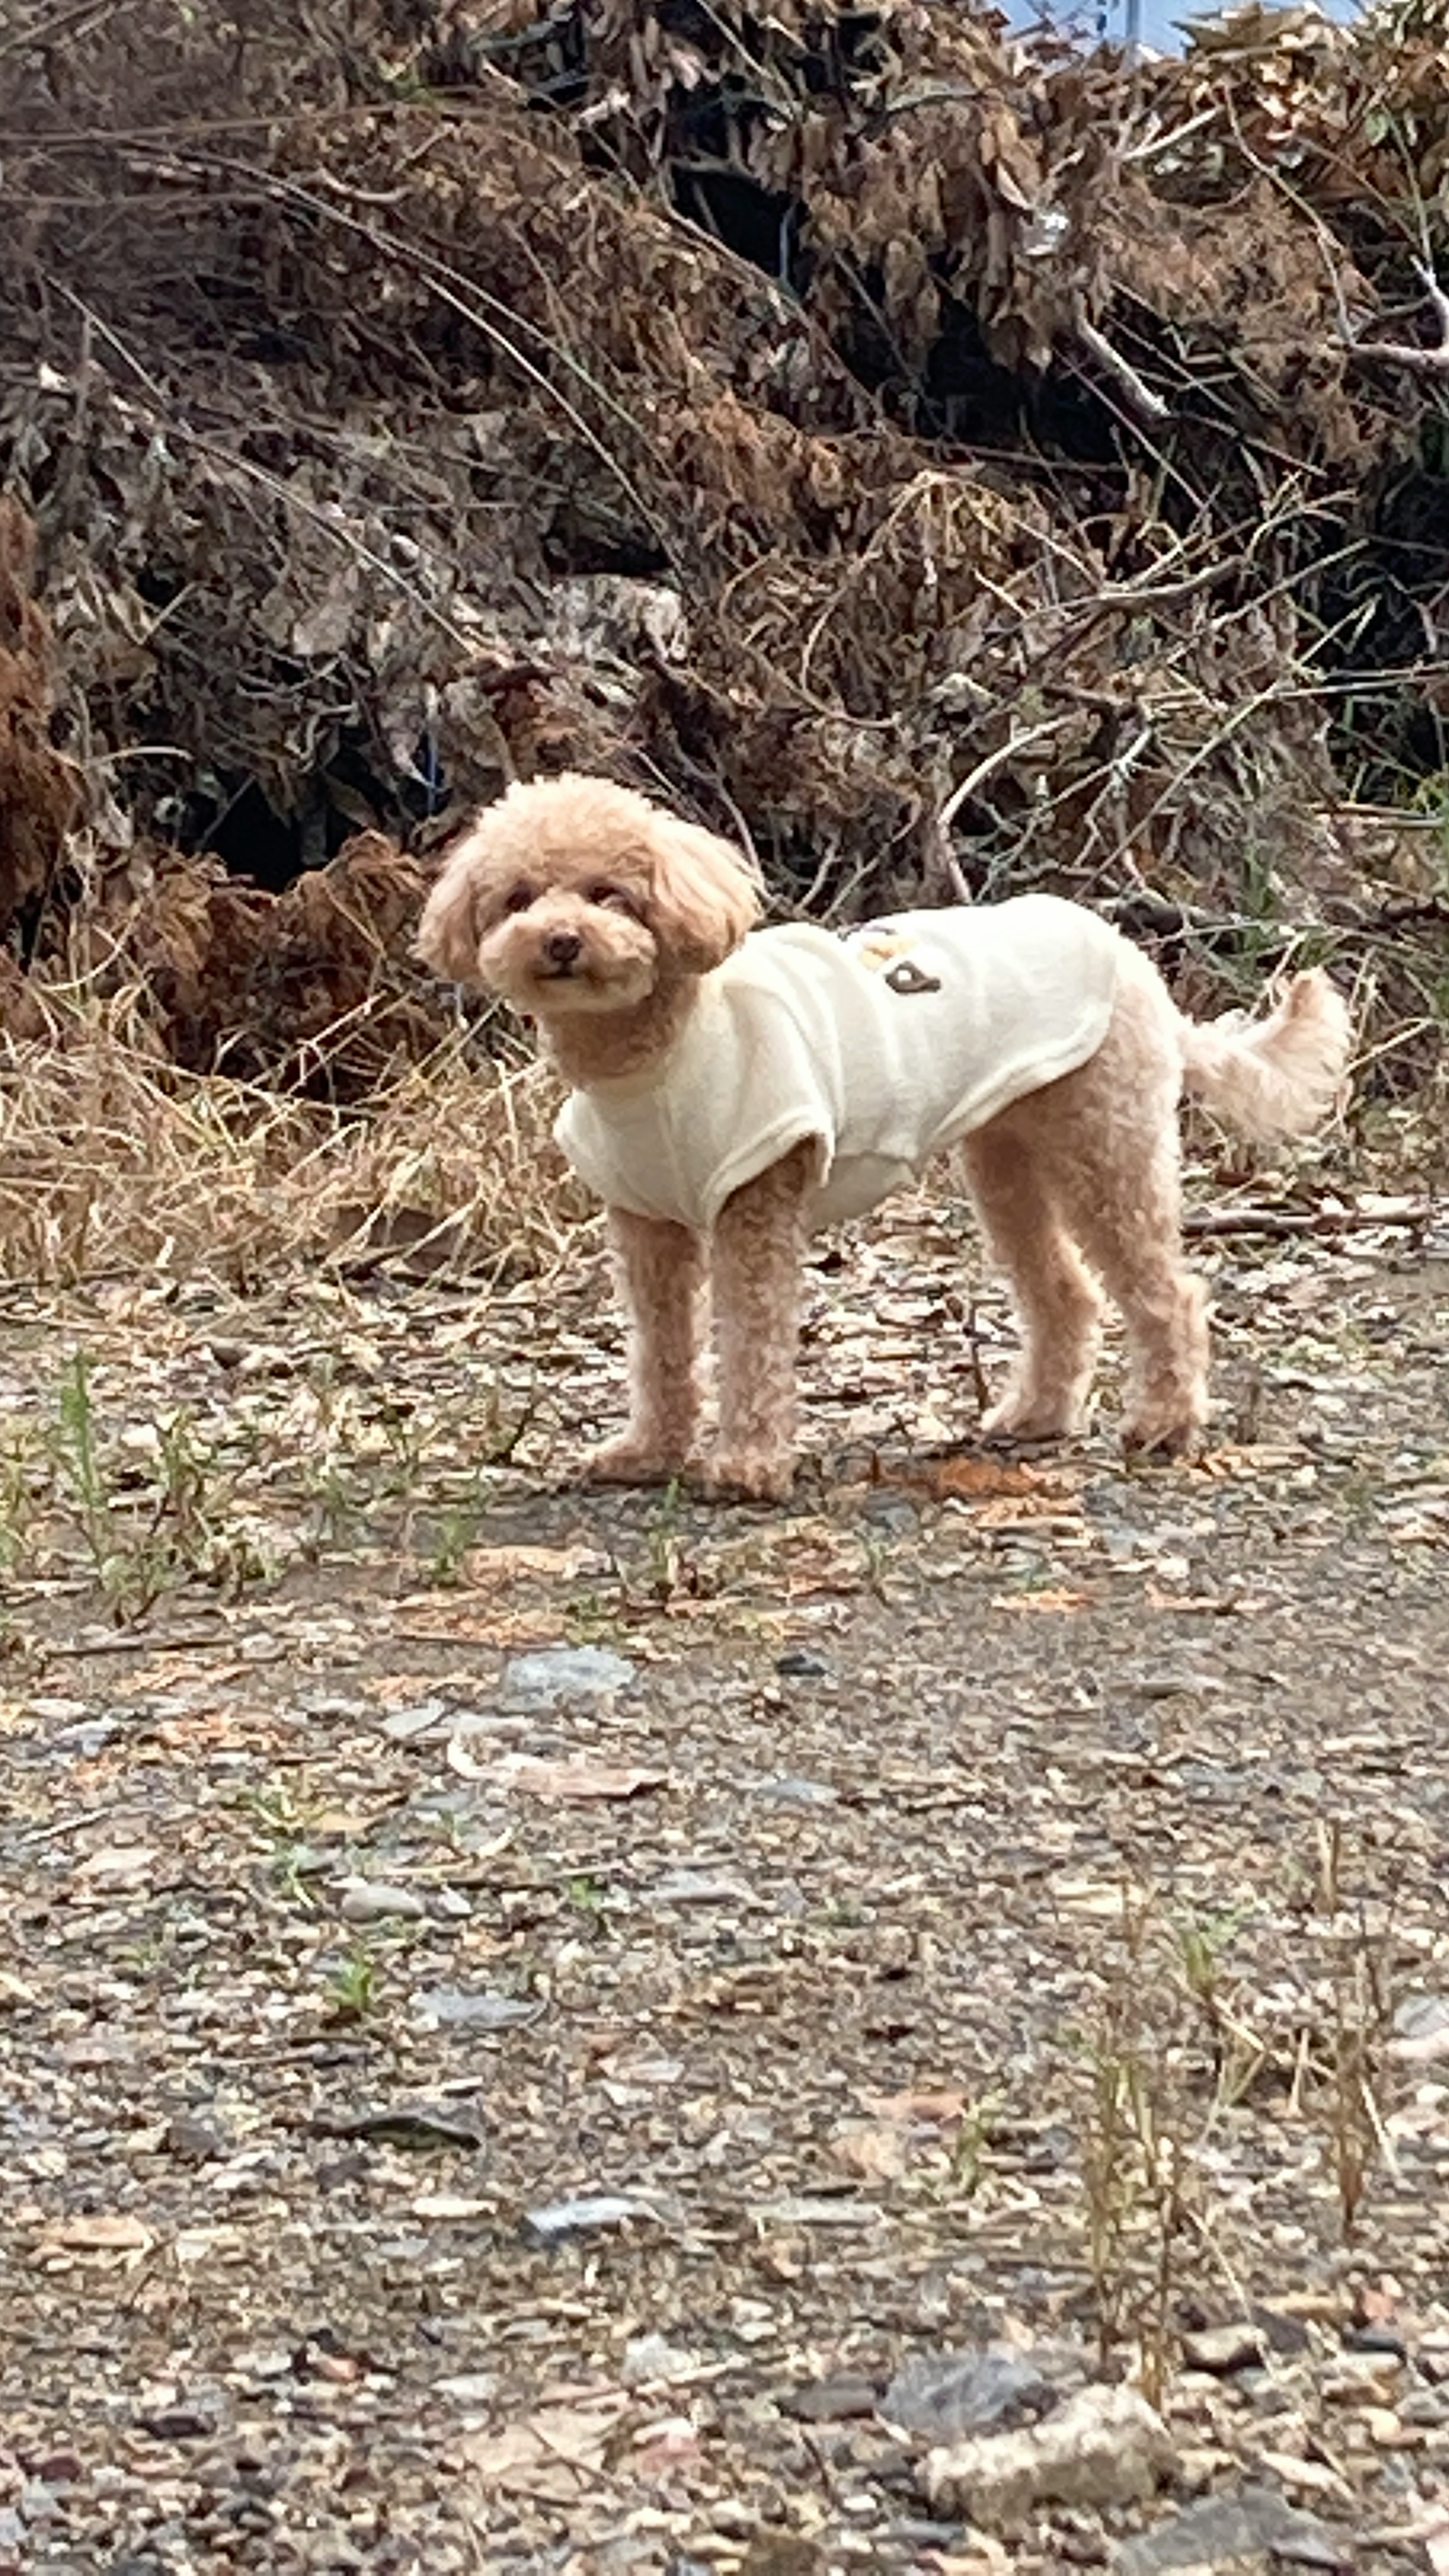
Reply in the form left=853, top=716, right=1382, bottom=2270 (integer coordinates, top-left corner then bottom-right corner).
left=0, top=986, right=591, bottom=1289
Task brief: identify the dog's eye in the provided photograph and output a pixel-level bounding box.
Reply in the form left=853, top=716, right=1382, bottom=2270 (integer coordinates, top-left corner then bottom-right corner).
left=501, top=883, right=536, bottom=915
left=586, top=883, right=640, bottom=917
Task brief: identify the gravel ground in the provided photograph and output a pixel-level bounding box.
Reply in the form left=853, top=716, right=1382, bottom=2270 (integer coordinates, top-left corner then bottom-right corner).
left=2, top=1184, right=1448, bottom=2574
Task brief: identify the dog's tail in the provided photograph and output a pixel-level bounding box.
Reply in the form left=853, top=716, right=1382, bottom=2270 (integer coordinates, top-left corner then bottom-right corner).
left=1179, top=968, right=1351, bottom=1142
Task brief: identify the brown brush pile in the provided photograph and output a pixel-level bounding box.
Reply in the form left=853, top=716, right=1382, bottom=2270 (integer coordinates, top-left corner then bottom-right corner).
left=0, top=0, right=1447, bottom=1101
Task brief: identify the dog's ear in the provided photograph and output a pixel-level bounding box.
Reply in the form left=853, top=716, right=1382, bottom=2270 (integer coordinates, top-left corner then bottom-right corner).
left=416, top=839, right=483, bottom=984
left=648, top=816, right=762, bottom=974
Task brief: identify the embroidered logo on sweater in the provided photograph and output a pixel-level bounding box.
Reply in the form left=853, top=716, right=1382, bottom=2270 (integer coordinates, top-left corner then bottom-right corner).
left=852, top=927, right=942, bottom=997
left=884, top=958, right=942, bottom=996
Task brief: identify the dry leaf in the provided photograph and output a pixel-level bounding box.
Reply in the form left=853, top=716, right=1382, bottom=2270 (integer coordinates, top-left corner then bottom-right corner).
left=40, top=2213, right=155, bottom=2256
left=988, top=1587, right=1089, bottom=1613
left=447, top=1746, right=667, bottom=1801
left=458, top=1543, right=592, bottom=1585
left=902, top=1455, right=1052, bottom=1500
left=458, top=2395, right=630, bottom=2502
left=859, top=2088, right=967, bottom=2125
left=829, top=2117, right=912, bottom=2181
left=1254, top=2448, right=1354, bottom=2502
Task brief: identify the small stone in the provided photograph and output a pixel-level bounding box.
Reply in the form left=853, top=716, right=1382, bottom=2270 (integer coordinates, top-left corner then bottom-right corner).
left=1113, top=2484, right=1352, bottom=2571
left=434, top=2371, right=499, bottom=2404
left=411, top=1987, right=543, bottom=2032
left=883, top=2346, right=1064, bottom=2438
left=1389, top=1994, right=1449, bottom=2062
left=1400, top=2387, right=1449, bottom=2426
left=775, top=1650, right=829, bottom=1678
left=163, top=2115, right=228, bottom=2161
left=524, top=2193, right=664, bottom=2244
left=137, top=2408, right=217, bottom=2441
left=1253, top=2304, right=1312, bottom=2357
left=781, top=2375, right=881, bottom=2423
left=754, top=1775, right=840, bottom=1808
left=338, top=1878, right=428, bottom=1922
left=1180, top=2322, right=1266, bottom=2376
left=649, top=1870, right=757, bottom=1906
left=1343, top=2322, right=1408, bottom=2358
left=622, top=2333, right=700, bottom=2386
left=379, top=1699, right=446, bottom=1740
left=924, top=2383, right=1175, bottom=2528
left=500, top=1646, right=636, bottom=1706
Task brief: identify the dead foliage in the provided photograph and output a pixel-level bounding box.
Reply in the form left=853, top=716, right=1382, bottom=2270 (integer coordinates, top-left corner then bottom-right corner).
left=0, top=998, right=585, bottom=1288
left=0, top=498, right=78, bottom=936
left=0, top=0, right=1445, bottom=1089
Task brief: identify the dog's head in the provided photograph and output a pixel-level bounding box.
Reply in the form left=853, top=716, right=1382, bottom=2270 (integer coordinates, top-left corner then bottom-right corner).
left=416, top=773, right=762, bottom=1018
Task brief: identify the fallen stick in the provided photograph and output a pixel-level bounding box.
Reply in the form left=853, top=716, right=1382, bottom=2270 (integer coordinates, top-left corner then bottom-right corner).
left=1185, top=1200, right=1438, bottom=1240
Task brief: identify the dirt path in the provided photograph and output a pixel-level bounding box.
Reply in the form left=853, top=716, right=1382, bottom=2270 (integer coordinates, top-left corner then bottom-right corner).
left=2, top=1198, right=1447, bottom=2572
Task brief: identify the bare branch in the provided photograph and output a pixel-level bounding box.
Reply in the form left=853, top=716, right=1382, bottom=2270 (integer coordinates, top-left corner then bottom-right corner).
left=1339, top=261, right=1449, bottom=375
left=1073, top=316, right=1172, bottom=423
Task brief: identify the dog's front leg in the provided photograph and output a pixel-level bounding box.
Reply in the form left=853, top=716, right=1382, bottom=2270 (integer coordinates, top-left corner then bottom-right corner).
left=585, top=1206, right=706, bottom=1485
left=703, top=1140, right=815, bottom=1504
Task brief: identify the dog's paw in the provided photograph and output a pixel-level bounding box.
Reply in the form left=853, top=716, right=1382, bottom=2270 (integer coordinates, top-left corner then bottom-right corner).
left=980, top=1393, right=1080, bottom=1444
left=698, top=1447, right=795, bottom=1505
left=1121, top=1412, right=1201, bottom=1461
left=581, top=1436, right=690, bottom=1488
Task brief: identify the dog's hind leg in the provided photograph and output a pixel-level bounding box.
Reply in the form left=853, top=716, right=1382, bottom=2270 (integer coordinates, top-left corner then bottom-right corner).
left=585, top=1206, right=706, bottom=1484
left=962, top=1125, right=1103, bottom=1439
left=1053, top=1138, right=1208, bottom=1455
left=703, top=1139, right=816, bottom=1503
left=1026, top=983, right=1209, bottom=1454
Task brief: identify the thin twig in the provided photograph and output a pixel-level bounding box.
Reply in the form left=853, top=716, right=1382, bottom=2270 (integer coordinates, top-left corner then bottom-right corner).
left=1073, top=315, right=1172, bottom=423
left=1184, top=1201, right=1435, bottom=1241
left=1339, top=260, right=1449, bottom=373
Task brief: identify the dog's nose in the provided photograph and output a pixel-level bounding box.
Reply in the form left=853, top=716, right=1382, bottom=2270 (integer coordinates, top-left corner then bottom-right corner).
left=544, top=931, right=583, bottom=968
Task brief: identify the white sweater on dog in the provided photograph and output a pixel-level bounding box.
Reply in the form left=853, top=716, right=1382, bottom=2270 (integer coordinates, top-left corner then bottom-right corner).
left=555, top=894, right=1123, bottom=1234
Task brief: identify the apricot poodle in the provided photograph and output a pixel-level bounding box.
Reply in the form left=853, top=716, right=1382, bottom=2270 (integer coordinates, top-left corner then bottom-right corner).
left=417, top=772, right=1351, bottom=1503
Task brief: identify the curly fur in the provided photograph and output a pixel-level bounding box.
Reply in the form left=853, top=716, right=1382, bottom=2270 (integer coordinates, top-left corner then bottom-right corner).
left=418, top=773, right=1352, bottom=1501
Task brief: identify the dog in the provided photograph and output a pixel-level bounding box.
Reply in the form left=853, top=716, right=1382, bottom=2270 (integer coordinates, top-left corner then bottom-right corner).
left=417, top=772, right=1351, bottom=1502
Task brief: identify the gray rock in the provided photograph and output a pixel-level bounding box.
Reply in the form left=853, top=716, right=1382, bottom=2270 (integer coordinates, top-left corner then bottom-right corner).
left=524, top=2192, right=664, bottom=2244
left=378, top=1698, right=447, bottom=1740
left=1113, top=2486, right=1352, bottom=2571
left=924, top=2383, right=1175, bottom=2528
left=621, top=2332, right=700, bottom=2386
left=882, top=2345, right=1064, bottom=2438
left=649, top=1870, right=758, bottom=1907
left=412, top=1986, right=543, bottom=2032
left=781, top=2376, right=880, bottom=2423
left=1390, top=1993, right=1449, bottom=2062
left=500, top=1646, right=636, bottom=1706
left=753, top=1775, right=840, bottom=1808
left=338, top=1878, right=427, bottom=1922
left=1180, top=2321, right=1266, bottom=2376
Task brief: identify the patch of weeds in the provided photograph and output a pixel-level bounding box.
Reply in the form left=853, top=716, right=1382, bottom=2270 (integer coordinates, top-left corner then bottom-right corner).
left=1067, top=1852, right=1404, bottom=2395
left=327, top=1943, right=383, bottom=2022
left=608, top=1480, right=714, bottom=1614
left=1066, top=1883, right=1223, bottom=2401
left=564, top=1872, right=620, bottom=1939
left=565, top=1586, right=631, bottom=1644
left=857, top=1523, right=895, bottom=1599
left=239, top=1783, right=325, bottom=1907
left=944, top=2089, right=1006, bottom=2200
left=1280, top=1872, right=1402, bottom=2241
left=46, top=1353, right=274, bottom=1621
